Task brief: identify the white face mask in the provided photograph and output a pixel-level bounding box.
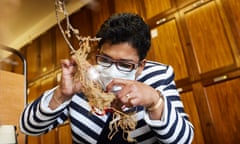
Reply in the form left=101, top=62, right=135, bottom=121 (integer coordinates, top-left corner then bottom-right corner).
left=93, top=64, right=137, bottom=92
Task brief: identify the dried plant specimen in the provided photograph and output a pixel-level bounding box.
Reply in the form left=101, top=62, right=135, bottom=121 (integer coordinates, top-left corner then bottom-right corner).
left=55, top=0, right=137, bottom=142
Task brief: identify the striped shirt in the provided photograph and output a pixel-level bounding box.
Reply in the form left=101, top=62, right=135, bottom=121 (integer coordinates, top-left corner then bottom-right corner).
left=20, top=61, right=194, bottom=144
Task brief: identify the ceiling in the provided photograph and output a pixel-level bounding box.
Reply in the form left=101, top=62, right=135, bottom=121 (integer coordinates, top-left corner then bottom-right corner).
left=0, top=0, right=93, bottom=50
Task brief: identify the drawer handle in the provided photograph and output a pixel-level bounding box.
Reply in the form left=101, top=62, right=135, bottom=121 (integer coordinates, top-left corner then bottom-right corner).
left=213, top=75, right=227, bottom=82
left=193, top=0, right=205, bottom=8
left=156, top=18, right=166, bottom=25
left=177, top=88, right=183, bottom=93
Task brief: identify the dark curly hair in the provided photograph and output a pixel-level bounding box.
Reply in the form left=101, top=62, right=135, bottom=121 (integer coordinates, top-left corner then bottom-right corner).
left=96, top=13, right=151, bottom=61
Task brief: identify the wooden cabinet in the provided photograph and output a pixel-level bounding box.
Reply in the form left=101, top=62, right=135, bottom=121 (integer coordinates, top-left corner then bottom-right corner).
left=203, top=78, right=240, bottom=143
left=25, top=40, right=40, bottom=81
left=28, top=72, right=56, bottom=103
left=113, top=0, right=142, bottom=15
left=90, top=0, right=112, bottom=36
left=147, top=14, right=190, bottom=82
left=221, top=0, right=240, bottom=65
left=148, top=0, right=240, bottom=82
left=180, top=89, right=205, bottom=144
left=27, top=71, right=73, bottom=144
left=180, top=74, right=240, bottom=144
left=143, top=0, right=172, bottom=19
left=40, top=130, right=58, bottom=144
left=175, top=0, right=198, bottom=8
left=191, top=74, right=240, bottom=143
left=55, top=27, right=70, bottom=67
left=203, top=78, right=240, bottom=144
left=39, top=30, right=55, bottom=74
left=181, top=0, right=237, bottom=77
left=27, top=124, right=72, bottom=144
left=112, top=0, right=172, bottom=20
left=58, top=123, right=72, bottom=144
left=145, top=0, right=240, bottom=143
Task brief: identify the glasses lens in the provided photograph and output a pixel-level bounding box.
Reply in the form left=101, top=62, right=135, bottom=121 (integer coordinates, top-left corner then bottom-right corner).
left=117, top=62, right=136, bottom=72
left=96, top=55, right=112, bottom=67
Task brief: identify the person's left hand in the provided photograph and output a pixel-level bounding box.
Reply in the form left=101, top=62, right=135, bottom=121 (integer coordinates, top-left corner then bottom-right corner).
left=106, top=78, right=159, bottom=109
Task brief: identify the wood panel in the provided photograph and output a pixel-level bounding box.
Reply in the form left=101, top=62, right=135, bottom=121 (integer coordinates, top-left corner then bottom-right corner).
left=147, top=17, right=189, bottom=81
left=55, top=27, right=70, bottom=66
left=39, top=75, right=56, bottom=93
left=28, top=73, right=56, bottom=102
left=40, top=130, right=58, bottom=144
left=26, top=40, right=40, bottom=81
left=0, top=70, right=25, bottom=144
left=183, top=1, right=235, bottom=74
left=27, top=136, right=40, bottom=144
left=221, top=0, right=240, bottom=39
left=204, top=77, right=240, bottom=143
left=28, top=81, right=41, bottom=103
left=71, top=7, right=93, bottom=49
left=175, top=0, right=198, bottom=7
left=221, top=0, right=240, bottom=66
left=90, top=0, right=112, bottom=35
left=113, top=0, right=141, bottom=15
left=192, top=82, right=218, bottom=144
left=58, top=124, right=72, bottom=144
left=39, top=30, right=54, bottom=74
left=180, top=91, right=205, bottom=144
left=27, top=75, right=58, bottom=144
left=143, top=0, right=172, bottom=19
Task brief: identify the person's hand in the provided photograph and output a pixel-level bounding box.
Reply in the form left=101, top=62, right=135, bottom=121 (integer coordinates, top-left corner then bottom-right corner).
left=49, top=56, right=82, bottom=109
left=59, top=56, right=82, bottom=98
left=106, top=78, right=159, bottom=108
left=106, top=78, right=164, bottom=120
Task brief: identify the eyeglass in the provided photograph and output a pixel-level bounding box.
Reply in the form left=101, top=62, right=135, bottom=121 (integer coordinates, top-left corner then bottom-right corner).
left=96, top=54, right=139, bottom=72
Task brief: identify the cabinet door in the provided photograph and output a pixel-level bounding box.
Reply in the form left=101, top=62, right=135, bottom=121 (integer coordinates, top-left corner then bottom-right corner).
left=58, top=123, right=72, bottom=144
left=143, top=0, right=172, bottom=19
left=203, top=78, right=240, bottom=143
left=39, top=30, right=54, bottom=74
left=26, top=40, right=40, bottom=81
left=40, top=130, right=58, bottom=144
left=90, top=0, right=111, bottom=35
left=147, top=15, right=189, bottom=82
left=180, top=91, right=205, bottom=144
left=221, top=0, right=240, bottom=32
left=28, top=81, right=41, bottom=103
left=27, top=136, right=40, bottom=144
left=113, top=0, right=141, bottom=15
left=182, top=1, right=236, bottom=76
left=175, top=0, right=198, bottom=7
left=39, top=75, right=56, bottom=93
left=221, top=0, right=240, bottom=64
left=55, top=27, right=70, bottom=66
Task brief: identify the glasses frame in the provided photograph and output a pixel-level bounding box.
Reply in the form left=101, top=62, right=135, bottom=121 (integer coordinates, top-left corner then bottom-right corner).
left=95, top=54, right=139, bottom=72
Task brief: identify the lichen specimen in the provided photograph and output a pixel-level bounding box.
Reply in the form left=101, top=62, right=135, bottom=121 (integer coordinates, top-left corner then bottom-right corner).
left=55, top=0, right=137, bottom=142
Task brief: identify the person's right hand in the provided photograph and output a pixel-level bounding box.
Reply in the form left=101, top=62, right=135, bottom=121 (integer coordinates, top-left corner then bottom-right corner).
left=49, top=56, right=83, bottom=110
left=58, top=56, right=82, bottom=100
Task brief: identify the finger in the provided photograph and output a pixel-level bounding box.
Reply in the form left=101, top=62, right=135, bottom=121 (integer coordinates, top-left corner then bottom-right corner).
left=127, top=96, right=138, bottom=107
left=118, top=92, right=133, bottom=106
left=106, top=78, right=130, bottom=92
left=60, top=59, right=77, bottom=75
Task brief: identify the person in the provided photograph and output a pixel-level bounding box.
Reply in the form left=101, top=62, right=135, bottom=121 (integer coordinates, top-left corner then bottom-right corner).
left=20, top=13, right=194, bottom=144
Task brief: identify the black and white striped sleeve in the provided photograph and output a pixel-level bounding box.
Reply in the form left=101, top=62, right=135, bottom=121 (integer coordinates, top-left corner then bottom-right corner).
left=19, top=87, right=70, bottom=136
left=141, top=63, right=194, bottom=143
